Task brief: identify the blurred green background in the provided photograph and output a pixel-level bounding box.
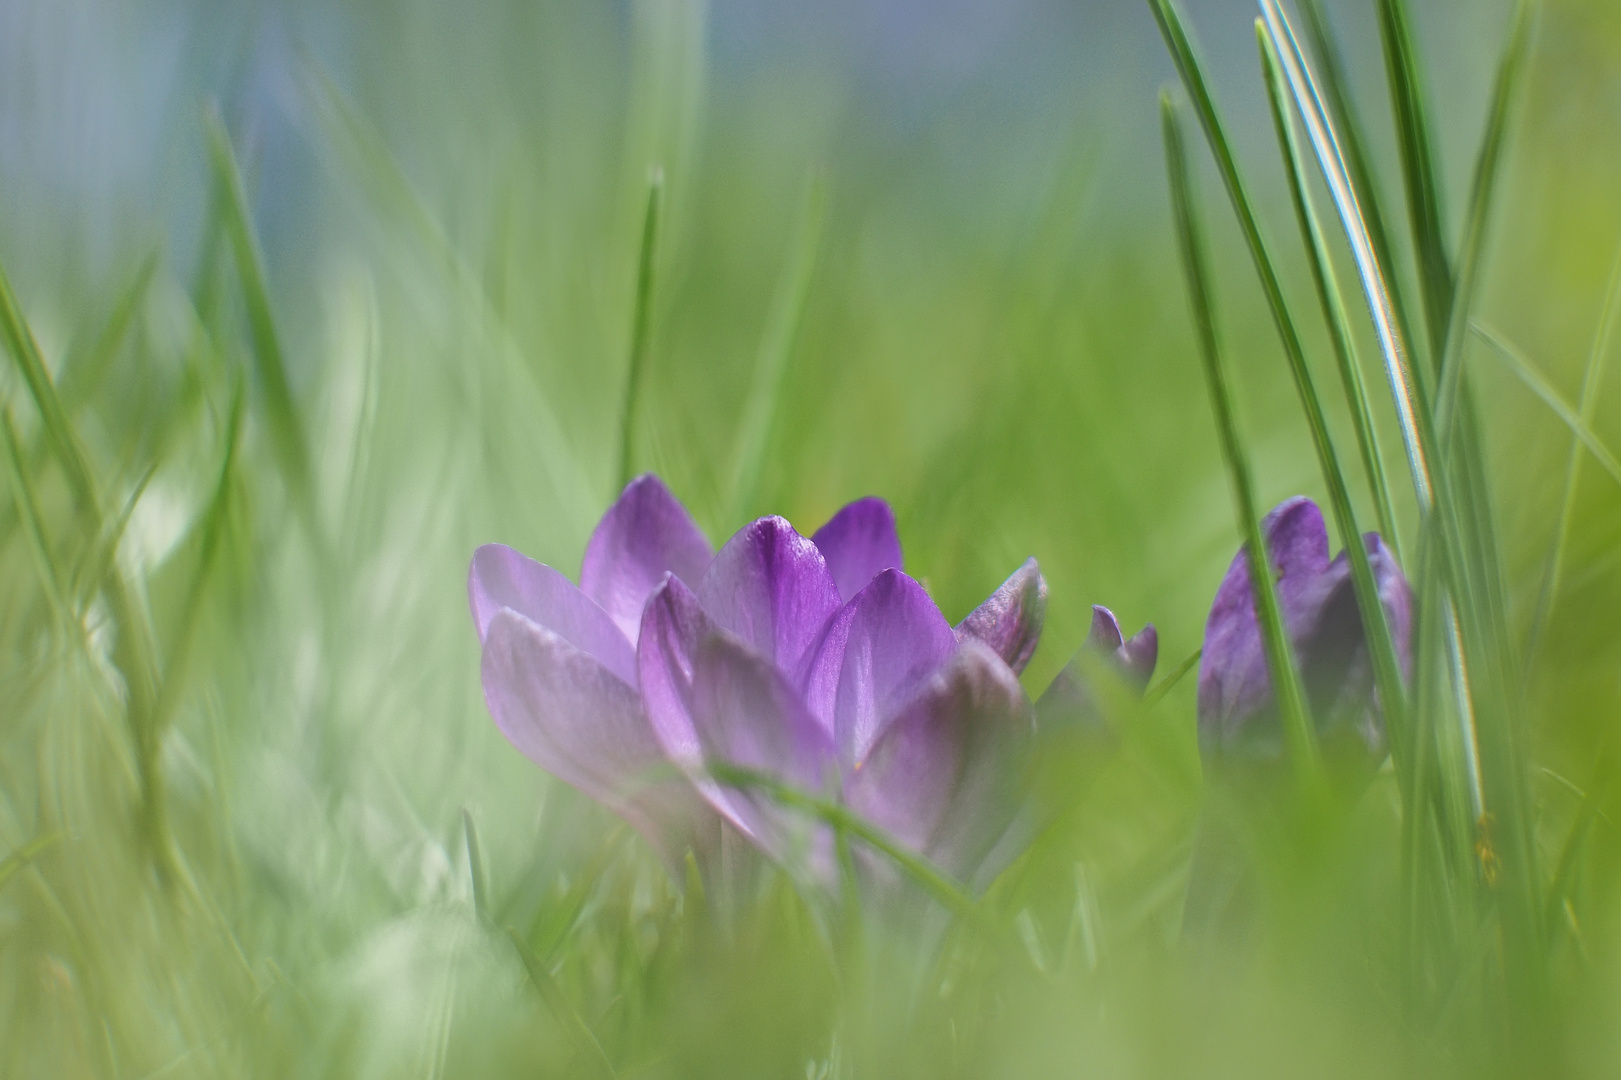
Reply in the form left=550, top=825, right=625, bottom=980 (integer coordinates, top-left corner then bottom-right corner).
left=0, top=0, right=1619, bottom=1075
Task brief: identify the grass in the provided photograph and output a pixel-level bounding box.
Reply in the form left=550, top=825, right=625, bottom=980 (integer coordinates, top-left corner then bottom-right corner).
left=1, top=0, right=1619, bottom=1077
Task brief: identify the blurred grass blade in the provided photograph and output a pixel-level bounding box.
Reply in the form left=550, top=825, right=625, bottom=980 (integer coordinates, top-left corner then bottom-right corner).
left=731, top=173, right=828, bottom=517
left=59, top=249, right=159, bottom=411
left=1159, top=87, right=1317, bottom=777
left=618, top=168, right=664, bottom=493
left=71, top=460, right=157, bottom=611
left=1, top=408, right=72, bottom=631
left=0, top=250, right=171, bottom=870
left=0, top=832, right=59, bottom=896
left=462, top=808, right=489, bottom=923
left=1377, top=0, right=1453, bottom=356
left=1257, top=0, right=1434, bottom=511
left=507, top=928, right=618, bottom=1079
left=154, top=383, right=245, bottom=736
left=204, top=106, right=317, bottom=529
left=1144, top=647, right=1200, bottom=708
left=1472, top=323, right=1621, bottom=488
left=1259, top=22, right=1399, bottom=547
left=1433, top=0, right=1534, bottom=444
left=1527, top=241, right=1621, bottom=663
left=304, top=71, right=596, bottom=529
left=527, top=827, right=626, bottom=961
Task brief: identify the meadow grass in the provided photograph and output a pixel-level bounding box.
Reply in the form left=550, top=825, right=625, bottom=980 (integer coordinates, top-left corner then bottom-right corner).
left=1, top=1, right=1619, bottom=1076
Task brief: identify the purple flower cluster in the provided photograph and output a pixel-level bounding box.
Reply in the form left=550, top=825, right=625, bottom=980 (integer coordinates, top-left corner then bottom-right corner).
left=470, top=477, right=1410, bottom=886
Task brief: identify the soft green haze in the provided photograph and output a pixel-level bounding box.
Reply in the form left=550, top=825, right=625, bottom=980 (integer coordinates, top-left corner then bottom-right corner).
left=1, top=0, right=1619, bottom=1076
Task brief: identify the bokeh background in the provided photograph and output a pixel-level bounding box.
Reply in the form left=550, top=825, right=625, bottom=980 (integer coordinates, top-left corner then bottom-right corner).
left=1, top=0, right=1618, bottom=1075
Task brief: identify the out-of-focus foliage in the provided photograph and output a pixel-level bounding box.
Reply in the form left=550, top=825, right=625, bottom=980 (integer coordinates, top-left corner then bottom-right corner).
left=0, top=1, right=1618, bottom=1076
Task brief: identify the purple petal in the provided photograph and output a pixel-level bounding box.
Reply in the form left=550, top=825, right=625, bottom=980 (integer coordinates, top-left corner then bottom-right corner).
left=1036, top=605, right=1158, bottom=729
left=580, top=474, right=713, bottom=644
left=801, top=569, right=958, bottom=764
left=689, top=632, right=839, bottom=855
left=480, top=608, right=703, bottom=867
left=847, top=639, right=1034, bottom=881
left=811, top=497, right=905, bottom=603
left=636, top=575, right=713, bottom=765
left=1197, top=498, right=1333, bottom=745
left=1119, top=624, right=1159, bottom=691
left=638, top=576, right=835, bottom=861
left=697, top=516, right=843, bottom=674
left=469, top=544, right=636, bottom=684
left=955, top=558, right=1048, bottom=674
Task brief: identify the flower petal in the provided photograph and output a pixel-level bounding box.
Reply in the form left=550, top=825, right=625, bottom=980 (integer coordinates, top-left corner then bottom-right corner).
left=480, top=608, right=702, bottom=866
left=954, top=557, right=1048, bottom=674
left=698, top=516, right=843, bottom=674
left=638, top=576, right=836, bottom=861
left=801, top=569, right=958, bottom=764
left=811, top=497, right=904, bottom=603
left=580, top=474, right=713, bottom=644
left=1036, top=605, right=1157, bottom=729
left=847, top=639, right=1035, bottom=881
left=469, top=544, right=636, bottom=684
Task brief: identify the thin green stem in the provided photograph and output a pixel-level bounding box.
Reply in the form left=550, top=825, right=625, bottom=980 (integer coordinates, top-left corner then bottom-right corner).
left=618, top=168, right=664, bottom=492
left=1160, top=88, right=1318, bottom=778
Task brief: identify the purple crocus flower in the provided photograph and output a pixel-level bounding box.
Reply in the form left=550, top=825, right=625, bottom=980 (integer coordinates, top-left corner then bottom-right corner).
left=470, top=475, right=1047, bottom=884
left=1197, top=496, right=1412, bottom=760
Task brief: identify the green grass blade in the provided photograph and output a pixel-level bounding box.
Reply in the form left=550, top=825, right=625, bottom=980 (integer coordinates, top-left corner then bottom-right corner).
left=0, top=832, right=59, bottom=896
left=58, top=249, right=159, bottom=412
left=0, top=249, right=172, bottom=872
left=1159, top=86, right=1317, bottom=777
left=0, top=408, right=73, bottom=632
left=1472, top=323, right=1621, bottom=489
left=204, top=106, right=317, bottom=527
left=1260, top=22, right=1399, bottom=549
left=462, top=808, right=489, bottom=923
left=1527, top=241, right=1621, bottom=663
left=1143, top=647, right=1201, bottom=708
left=731, top=173, right=828, bottom=517
left=1257, top=0, right=1435, bottom=510
left=1296, top=0, right=1423, bottom=365
left=617, top=169, right=664, bottom=493
left=1433, top=0, right=1534, bottom=445
left=702, top=763, right=986, bottom=924
left=1257, top=25, right=1411, bottom=776
left=507, top=927, right=618, bottom=1079
left=153, top=383, right=245, bottom=737
left=1376, top=0, right=1454, bottom=357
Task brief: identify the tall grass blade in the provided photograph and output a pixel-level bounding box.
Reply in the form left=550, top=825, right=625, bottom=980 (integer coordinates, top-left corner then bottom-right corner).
left=618, top=169, right=664, bottom=493
left=507, top=928, right=619, bottom=1079
left=1158, top=87, right=1318, bottom=777
left=0, top=250, right=171, bottom=872
left=1472, top=324, right=1621, bottom=489
left=204, top=106, right=317, bottom=528
left=0, top=408, right=72, bottom=632
left=1143, top=647, right=1201, bottom=708
left=1376, top=0, right=1453, bottom=357
left=1296, top=0, right=1421, bottom=363
left=59, top=249, right=159, bottom=411
left=1256, top=0, right=1434, bottom=509
left=1259, top=23, right=1399, bottom=548
left=462, top=808, right=489, bottom=923
left=0, top=832, right=59, bottom=897
left=153, top=383, right=244, bottom=736
left=731, top=173, right=828, bottom=517
left=1525, top=240, right=1621, bottom=664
